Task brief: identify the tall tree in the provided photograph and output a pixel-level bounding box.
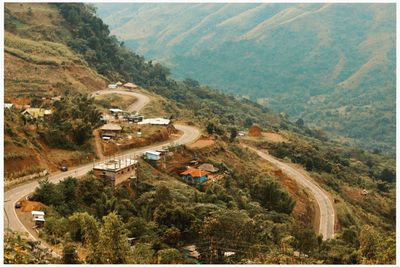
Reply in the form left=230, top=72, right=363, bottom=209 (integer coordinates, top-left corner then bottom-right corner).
left=62, top=242, right=80, bottom=264
left=93, top=212, right=131, bottom=264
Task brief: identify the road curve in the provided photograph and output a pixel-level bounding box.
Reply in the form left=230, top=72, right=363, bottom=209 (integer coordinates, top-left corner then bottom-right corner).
left=4, top=90, right=200, bottom=242
left=244, top=145, right=335, bottom=240
left=91, top=89, right=151, bottom=113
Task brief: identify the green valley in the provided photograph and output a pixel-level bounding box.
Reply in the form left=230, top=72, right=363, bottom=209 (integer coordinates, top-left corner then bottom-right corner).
left=96, top=3, right=396, bottom=154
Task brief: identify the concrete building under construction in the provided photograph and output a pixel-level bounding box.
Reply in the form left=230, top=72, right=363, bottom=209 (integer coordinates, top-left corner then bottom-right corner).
left=93, top=158, right=138, bottom=186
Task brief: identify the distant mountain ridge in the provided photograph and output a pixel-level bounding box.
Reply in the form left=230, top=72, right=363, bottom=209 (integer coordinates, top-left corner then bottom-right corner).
left=95, top=3, right=396, bottom=154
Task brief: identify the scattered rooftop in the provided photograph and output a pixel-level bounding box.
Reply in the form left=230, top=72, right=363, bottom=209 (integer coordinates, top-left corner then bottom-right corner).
left=198, top=163, right=219, bottom=173
left=123, top=82, right=138, bottom=89
left=181, top=168, right=209, bottom=177
left=138, top=118, right=170, bottom=125
left=109, top=108, right=124, bottom=113
left=145, top=150, right=161, bottom=156
left=94, top=158, right=137, bottom=171
left=100, top=123, right=122, bottom=131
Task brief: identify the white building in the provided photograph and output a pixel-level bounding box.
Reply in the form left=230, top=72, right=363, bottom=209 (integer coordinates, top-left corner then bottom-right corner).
left=138, top=118, right=170, bottom=125
left=144, top=151, right=161, bottom=160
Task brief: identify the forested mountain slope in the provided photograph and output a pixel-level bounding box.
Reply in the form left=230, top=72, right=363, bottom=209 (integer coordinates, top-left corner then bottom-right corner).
left=4, top=3, right=395, bottom=264
left=96, top=3, right=396, bottom=154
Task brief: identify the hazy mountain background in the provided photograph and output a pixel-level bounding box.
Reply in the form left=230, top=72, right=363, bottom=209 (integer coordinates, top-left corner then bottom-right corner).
left=95, top=3, right=396, bottom=154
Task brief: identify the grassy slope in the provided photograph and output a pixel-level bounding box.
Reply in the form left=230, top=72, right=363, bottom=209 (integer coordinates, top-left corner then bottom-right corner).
left=96, top=3, right=395, bottom=154
left=5, top=3, right=107, bottom=98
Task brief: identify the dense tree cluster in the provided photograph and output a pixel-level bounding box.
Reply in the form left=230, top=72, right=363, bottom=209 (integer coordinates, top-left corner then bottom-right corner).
left=39, top=92, right=102, bottom=149
left=30, top=144, right=395, bottom=264
left=4, top=230, right=58, bottom=264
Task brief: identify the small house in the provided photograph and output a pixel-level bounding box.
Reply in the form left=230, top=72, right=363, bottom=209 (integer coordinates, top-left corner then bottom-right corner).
left=116, top=81, right=123, bottom=87
left=108, top=84, right=118, bottom=89
left=100, top=123, right=122, bottom=138
left=138, top=118, right=170, bottom=125
left=109, top=108, right=124, bottom=115
left=127, top=115, right=144, bottom=123
left=31, top=211, right=45, bottom=227
left=180, top=168, right=209, bottom=184
left=21, top=108, right=52, bottom=119
left=122, top=82, right=138, bottom=90
left=4, top=103, right=13, bottom=109
left=145, top=151, right=161, bottom=161
left=31, top=210, right=45, bottom=219
left=93, top=158, right=138, bottom=186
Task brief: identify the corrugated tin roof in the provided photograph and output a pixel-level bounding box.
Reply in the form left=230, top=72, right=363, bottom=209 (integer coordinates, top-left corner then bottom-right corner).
left=123, top=82, right=138, bottom=88
left=145, top=150, right=161, bottom=156
left=94, top=158, right=137, bottom=171
left=198, top=163, right=219, bottom=173
left=181, top=168, right=209, bottom=177
left=138, top=118, right=170, bottom=125
left=100, top=123, right=122, bottom=131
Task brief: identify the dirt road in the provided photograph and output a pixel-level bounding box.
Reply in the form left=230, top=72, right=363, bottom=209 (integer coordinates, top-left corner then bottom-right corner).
left=245, top=145, right=335, bottom=240
left=92, top=89, right=150, bottom=112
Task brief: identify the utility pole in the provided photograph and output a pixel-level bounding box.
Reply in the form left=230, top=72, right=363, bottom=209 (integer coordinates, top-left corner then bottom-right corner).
left=209, top=237, right=214, bottom=264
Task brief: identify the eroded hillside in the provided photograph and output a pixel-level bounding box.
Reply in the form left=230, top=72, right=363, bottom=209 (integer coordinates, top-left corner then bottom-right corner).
left=5, top=3, right=107, bottom=98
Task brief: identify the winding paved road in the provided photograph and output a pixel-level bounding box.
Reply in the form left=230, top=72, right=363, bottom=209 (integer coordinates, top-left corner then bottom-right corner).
left=244, top=145, right=335, bottom=240
left=4, top=89, right=200, bottom=243
left=92, top=89, right=151, bottom=112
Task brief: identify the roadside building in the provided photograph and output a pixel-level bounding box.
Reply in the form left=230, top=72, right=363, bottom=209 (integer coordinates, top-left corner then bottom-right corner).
left=198, top=163, right=219, bottom=173
left=93, top=158, right=138, bottom=186
left=4, top=103, right=13, bottom=109
left=144, top=151, right=161, bottom=161
left=21, top=108, right=52, bottom=120
left=109, top=108, right=124, bottom=115
left=138, top=118, right=170, bottom=125
left=180, top=168, right=209, bottom=184
left=100, top=123, right=122, bottom=139
left=31, top=211, right=45, bottom=228
left=116, top=81, right=123, bottom=87
left=126, top=114, right=144, bottom=123
left=122, top=82, right=138, bottom=90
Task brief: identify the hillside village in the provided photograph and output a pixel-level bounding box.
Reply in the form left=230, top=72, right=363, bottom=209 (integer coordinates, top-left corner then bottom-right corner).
left=3, top=2, right=396, bottom=265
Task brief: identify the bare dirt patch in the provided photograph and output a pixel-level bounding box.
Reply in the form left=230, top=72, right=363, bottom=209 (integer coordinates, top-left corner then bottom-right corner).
left=273, top=170, right=318, bottom=230
left=248, top=124, right=262, bottom=137
left=95, top=94, right=137, bottom=111
left=262, top=132, right=288, bottom=143
left=100, top=125, right=176, bottom=156
left=20, top=200, right=46, bottom=212
left=341, top=185, right=365, bottom=203
left=186, top=136, right=215, bottom=149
